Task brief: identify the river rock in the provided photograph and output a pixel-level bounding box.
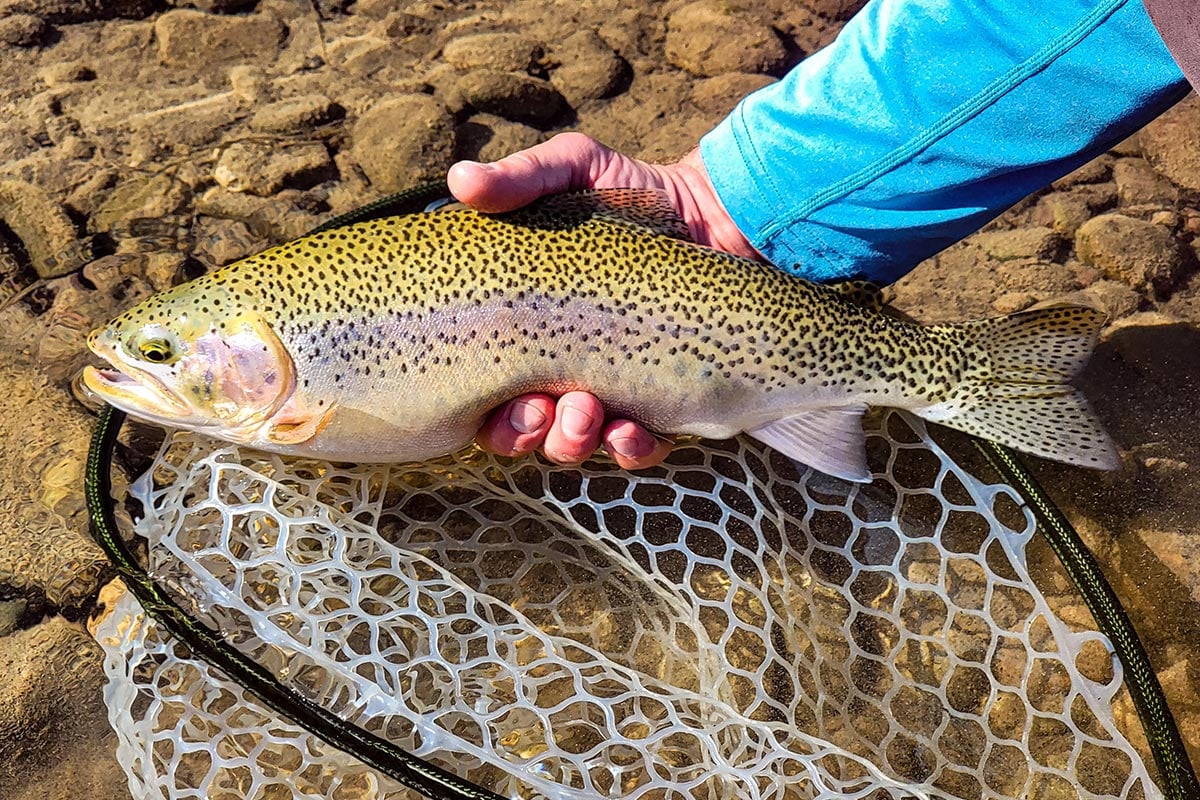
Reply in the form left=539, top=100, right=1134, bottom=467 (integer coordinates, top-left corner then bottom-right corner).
left=249, top=94, right=344, bottom=133
left=692, top=72, right=775, bottom=116
left=1050, top=155, right=1113, bottom=190
left=0, top=181, right=88, bottom=279
left=548, top=30, right=627, bottom=107
left=214, top=140, right=335, bottom=196
left=442, top=31, right=542, bottom=73
left=0, top=13, right=47, bottom=46
left=806, top=0, right=869, bottom=19
left=88, top=173, right=191, bottom=234
left=1112, top=157, right=1179, bottom=208
left=1034, top=185, right=1120, bottom=238
left=0, top=355, right=111, bottom=613
left=1075, top=213, right=1190, bottom=296
left=1061, top=280, right=1143, bottom=319
left=191, top=216, right=262, bottom=267
left=1141, top=94, right=1200, bottom=193
left=665, top=1, right=787, bottom=77
left=455, top=113, right=541, bottom=163
left=456, top=70, right=565, bottom=127
left=973, top=226, right=1065, bottom=262
left=167, top=0, right=259, bottom=11
left=351, top=94, right=456, bottom=192
left=0, top=618, right=121, bottom=799
left=0, top=0, right=157, bottom=21
left=37, top=61, right=96, bottom=86
left=1139, top=528, right=1200, bottom=606
left=155, top=9, right=286, bottom=66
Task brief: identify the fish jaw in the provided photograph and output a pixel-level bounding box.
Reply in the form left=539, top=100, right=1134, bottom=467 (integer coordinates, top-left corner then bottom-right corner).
left=83, top=363, right=195, bottom=422
left=84, top=312, right=300, bottom=442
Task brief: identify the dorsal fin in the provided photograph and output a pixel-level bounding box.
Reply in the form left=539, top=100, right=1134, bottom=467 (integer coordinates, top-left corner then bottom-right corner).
left=512, top=189, right=694, bottom=241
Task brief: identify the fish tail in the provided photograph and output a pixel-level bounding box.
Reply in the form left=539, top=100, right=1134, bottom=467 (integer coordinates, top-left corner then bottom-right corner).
left=926, top=304, right=1120, bottom=470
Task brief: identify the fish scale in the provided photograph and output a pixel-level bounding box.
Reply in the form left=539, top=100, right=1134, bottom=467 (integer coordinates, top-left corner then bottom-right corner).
left=85, top=190, right=1117, bottom=482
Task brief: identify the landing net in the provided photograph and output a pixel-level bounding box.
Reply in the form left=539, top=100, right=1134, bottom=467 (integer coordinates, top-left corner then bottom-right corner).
left=92, top=409, right=1157, bottom=799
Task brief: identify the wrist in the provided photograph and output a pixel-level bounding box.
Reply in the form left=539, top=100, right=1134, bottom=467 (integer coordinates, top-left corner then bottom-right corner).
left=658, top=149, right=763, bottom=261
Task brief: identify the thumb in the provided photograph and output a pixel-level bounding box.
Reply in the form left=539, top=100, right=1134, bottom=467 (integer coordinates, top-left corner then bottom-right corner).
left=447, top=133, right=609, bottom=213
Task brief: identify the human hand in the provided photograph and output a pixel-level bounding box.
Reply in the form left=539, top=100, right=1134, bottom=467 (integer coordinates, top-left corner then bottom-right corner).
left=448, top=133, right=759, bottom=469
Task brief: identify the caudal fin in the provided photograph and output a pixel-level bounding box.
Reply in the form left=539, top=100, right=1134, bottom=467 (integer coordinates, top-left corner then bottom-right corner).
left=929, top=304, right=1120, bottom=470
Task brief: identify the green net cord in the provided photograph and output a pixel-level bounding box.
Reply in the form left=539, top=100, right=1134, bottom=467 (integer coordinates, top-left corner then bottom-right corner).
left=975, top=439, right=1200, bottom=800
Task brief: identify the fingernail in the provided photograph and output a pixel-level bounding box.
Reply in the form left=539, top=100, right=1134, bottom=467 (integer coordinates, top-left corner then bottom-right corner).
left=560, top=405, right=595, bottom=438
left=461, top=160, right=494, bottom=173
left=508, top=400, right=546, bottom=434
left=609, top=433, right=655, bottom=460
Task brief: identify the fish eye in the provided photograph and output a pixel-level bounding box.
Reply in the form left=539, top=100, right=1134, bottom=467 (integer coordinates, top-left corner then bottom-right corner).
left=130, top=331, right=180, bottom=365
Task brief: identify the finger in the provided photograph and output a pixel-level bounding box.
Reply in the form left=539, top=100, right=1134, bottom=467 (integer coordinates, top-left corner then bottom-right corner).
left=447, top=132, right=609, bottom=213
left=542, top=391, right=604, bottom=464
left=476, top=395, right=556, bottom=456
left=602, top=419, right=673, bottom=470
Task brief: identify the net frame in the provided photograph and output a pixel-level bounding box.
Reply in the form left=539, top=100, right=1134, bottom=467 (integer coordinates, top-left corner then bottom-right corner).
left=93, top=409, right=1159, bottom=800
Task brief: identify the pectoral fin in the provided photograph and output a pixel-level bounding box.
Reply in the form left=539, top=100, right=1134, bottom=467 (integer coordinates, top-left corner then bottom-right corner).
left=267, top=398, right=336, bottom=444
left=748, top=406, right=871, bottom=482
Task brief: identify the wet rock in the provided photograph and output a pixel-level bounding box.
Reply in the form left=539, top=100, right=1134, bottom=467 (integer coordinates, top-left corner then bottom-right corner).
left=88, top=174, right=191, bottom=234
left=0, top=618, right=121, bottom=798
left=0, top=181, right=89, bottom=279
left=1034, top=194, right=1091, bottom=238
left=1050, top=155, right=1113, bottom=190
left=455, top=113, right=541, bottom=163
left=0, top=354, right=112, bottom=612
left=456, top=70, right=565, bottom=127
left=973, top=227, right=1066, bottom=262
left=665, top=1, right=787, bottom=77
left=352, top=94, right=456, bottom=192
left=167, top=0, right=258, bottom=11
left=228, top=63, right=268, bottom=102
left=1075, top=213, right=1190, bottom=296
left=1112, top=157, right=1179, bottom=208
left=0, top=13, right=47, bottom=46
left=548, top=30, right=628, bottom=107
left=692, top=72, right=775, bottom=116
left=196, top=186, right=322, bottom=242
left=1139, top=528, right=1200, bottom=606
left=1033, top=184, right=1118, bottom=237
left=1061, top=280, right=1143, bottom=320
left=1141, top=94, right=1200, bottom=193
left=637, top=112, right=714, bottom=162
left=123, top=91, right=246, bottom=166
left=327, top=36, right=405, bottom=81
left=191, top=216, right=262, bottom=267
left=1108, top=132, right=1143, bottom=158
left=214, top=140, right=336, bottom=196
left=992, top=291, right=1037, bottom=314
left=29, top=257, right=158, bottom=382
left=155, top=9, right=286, bottom=67
left=381, top=8, right=436, bottom=37
left=37, top=61, right=96, bottom=86
left=442, top=31, right=542, bottom=73
left=249, top=94, right=344, bottom=133
left=0, top=599, right=25, bottom=637
left=0, top=0, right=158, bottom=22
left=805, top=0, right=869, bottom=19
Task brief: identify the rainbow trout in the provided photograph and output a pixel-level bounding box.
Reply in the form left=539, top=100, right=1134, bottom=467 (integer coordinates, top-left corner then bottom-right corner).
left=84, top=190, right=1118, bottom=481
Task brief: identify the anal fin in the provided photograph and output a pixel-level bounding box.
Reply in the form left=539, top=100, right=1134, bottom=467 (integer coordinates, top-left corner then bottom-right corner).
left=748, top=406, right=871, bottom=482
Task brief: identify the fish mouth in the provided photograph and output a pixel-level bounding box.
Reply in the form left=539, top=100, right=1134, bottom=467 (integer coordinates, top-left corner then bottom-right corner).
left=82, top=364, right=193, bottom=420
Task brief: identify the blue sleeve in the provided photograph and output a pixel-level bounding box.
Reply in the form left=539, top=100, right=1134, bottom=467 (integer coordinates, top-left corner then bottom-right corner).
left=699, top=0, right=1190, bottom=284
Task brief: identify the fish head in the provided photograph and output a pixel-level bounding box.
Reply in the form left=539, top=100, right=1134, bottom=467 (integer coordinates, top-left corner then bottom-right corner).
left=84, top=284, right=295, bottom=439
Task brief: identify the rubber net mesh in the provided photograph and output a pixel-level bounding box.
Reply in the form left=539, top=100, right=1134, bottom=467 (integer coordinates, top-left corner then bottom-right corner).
left=92, top=410, right=1158, bottom=799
